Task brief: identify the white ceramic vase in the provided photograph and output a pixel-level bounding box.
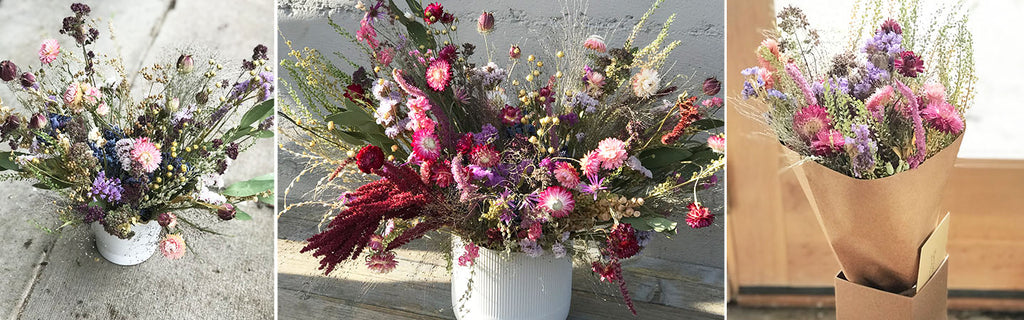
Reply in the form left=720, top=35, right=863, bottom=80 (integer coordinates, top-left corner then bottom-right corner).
left=451, top=236, right=572, bottom=320
left=91, top=220, right=161, bottom=266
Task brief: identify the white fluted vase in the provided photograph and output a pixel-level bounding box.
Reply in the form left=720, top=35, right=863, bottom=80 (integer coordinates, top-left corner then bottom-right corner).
left=91, top=220, right=161, bottom=266
left=451, top=236, right=572, bottom=320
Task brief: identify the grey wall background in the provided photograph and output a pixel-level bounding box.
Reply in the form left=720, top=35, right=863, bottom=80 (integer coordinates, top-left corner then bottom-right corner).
left=777, top=0, right=1024, bottom=159
left=276, top=0, right=725, bottom=300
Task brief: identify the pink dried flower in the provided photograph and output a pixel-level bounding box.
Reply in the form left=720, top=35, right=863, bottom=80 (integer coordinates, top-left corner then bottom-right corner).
left=921, top=102, right=964, bottom=135
left=785, top=62, right=816, bottom=106
left=894, top=51, right=925, bottom=78
left=357, top=16, right=379, bottom=49
left=368, top=234, right=384, bottom=251
left=131, top=137, right=162, bottom=173
left=392, top=69, right=424, bottom=97
left=792, top=104, right=832, bottom=143
left=596, top=138, right=628, bottom=170
left=500, top=105, right=522, bottom=125
left=923, top=83, right=946, bottom=105
left=477, top=11, right=495, bottom=34
left=509, top=45, right=521, bottom=59
left=708, top=135, right=725, bottom=153
left=159, top=234, right=186, bottom=260
left=810, top=129, right=846, bottom=156
left=425, top=59, right=452, bottom=91
left=412, top=128, right=441, bottom=161
left=553, top=161, right=580, bottom=189
left=528, top=222, right=543, bottom=241
left=537, top=186, right=575, bottom=218
left=685, top=203, right=714, bottom=229
left=39, top=39, right=60, bottom=64
left=458, top=242, right=480, bottom=266
left=366, top=251, right=398, bottom=273
left=630, top=68, right=661, bottom=99
left=377, top=47, right=394, bottom=66
left=865, top=85, right=894, bottom=121
left=583, top=35, right=607, bottom=53
left=579, top=150, right=601, bottom=177
left=895, top=80, right=928, bottom=168
left=63, top=83, right=83, bottom=109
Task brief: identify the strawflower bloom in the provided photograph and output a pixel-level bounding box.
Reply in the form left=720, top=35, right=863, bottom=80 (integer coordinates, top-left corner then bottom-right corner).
left=921, top=101, right=964, bottom=135
left=423, top=2, right=444, bottom=25
left=368, top=234, right=384, bottom=251
left=356, top=145, right=385, bottom=173
left=39, top=39, right=61, bottom=64
left=553, top=161, right=580, bottom=188
left=923, top=83, right=946, bottom=105
left=864, top=85, right=894, bottom=121
left=811, top=129, right=846, bottom=156
left=412, top=128, right=441, bottom=161
left=792, top=104, right=832, bottom=142
left=630, top=68, right=660, bottom=98
left=130, top=137, right=162, bottom=173
left=537, top=186, right=575, bottom=218
left=583, top=35, right=607, bottom=53
left=366, top=251, right=399, bottom=273
left=596, top=138, right=628, bottom=170
left=579, top=150, right=602, bottom=177
left=157, top=212, right=178, bottom=229
left=470, top=144, right=500, bottom=168
left=160, top=234, right=186, bottom=260
left=708, top=135, right=725, bottom=153
left=685, top=202, right=714, bottom=229
left=477, top=11, right=495, bottom=34
left=425, top=59, right=452, bottom=91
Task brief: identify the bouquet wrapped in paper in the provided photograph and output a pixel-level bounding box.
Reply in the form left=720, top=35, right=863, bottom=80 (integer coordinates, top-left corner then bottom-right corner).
left=740, top=2, right=974, bottom=294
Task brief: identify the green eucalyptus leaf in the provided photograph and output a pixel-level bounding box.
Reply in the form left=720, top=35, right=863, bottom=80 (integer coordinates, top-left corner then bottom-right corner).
left=222, top=173, right=274, bottom=197
left=0, top=151, right=19, bottom=171
left=690, top=118, right=724, bottom=131
left=621, top=216, right=678, bottom=234
left=238, top=99, right=275, bottom=128
left=234, top=208, right=253, bottom=221
left=639, top=147, right=693, bottom=169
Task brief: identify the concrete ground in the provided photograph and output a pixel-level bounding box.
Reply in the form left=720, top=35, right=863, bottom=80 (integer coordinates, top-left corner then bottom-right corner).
left=0, top=0, right=275, bottom=319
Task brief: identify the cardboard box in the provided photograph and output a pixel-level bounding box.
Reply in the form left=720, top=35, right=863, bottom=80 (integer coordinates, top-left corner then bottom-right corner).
left=835, top=256, right=948, bottom=320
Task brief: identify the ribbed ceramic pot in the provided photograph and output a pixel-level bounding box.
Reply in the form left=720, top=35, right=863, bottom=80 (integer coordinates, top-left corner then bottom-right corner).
left=91, top=220, right=161, bottom=266
left=451, top=236, right=572, bottom=320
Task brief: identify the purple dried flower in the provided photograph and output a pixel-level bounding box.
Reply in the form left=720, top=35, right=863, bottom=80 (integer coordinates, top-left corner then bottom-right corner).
left=845, top=124, right=877, bottom=178
left=0, top=60, right=18, bottom=82
left=90, top=171, right=124, bottom=203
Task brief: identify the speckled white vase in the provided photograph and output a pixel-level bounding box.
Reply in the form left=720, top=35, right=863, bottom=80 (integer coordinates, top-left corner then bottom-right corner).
left=91, top=220, right=161, bottom=266
left=451, top=236, right=572, bottom=320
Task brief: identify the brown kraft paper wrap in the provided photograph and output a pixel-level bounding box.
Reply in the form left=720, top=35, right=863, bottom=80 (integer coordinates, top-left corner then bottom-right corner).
left=835, top=256, right=949, bottom=320
left=792, top=134, right=963, bottom=293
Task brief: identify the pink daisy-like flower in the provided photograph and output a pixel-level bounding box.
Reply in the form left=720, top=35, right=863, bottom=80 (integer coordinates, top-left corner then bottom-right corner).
left=131, top=137, right=162, bottom=173
left=923, top=83, right=946, bottom=105
left=865, top=85, right=894, bottom=121
left=458, top=242, right=480, bottom=266
left=810, top=129, right=846, bottom=156
left=366, top=251, right=398, bottom=273
left=583, top=35, right=607, bottom=53
left=537, top=186, right=575, bottom=218
left=921, top=102, right=964, bottom=135
left=553, top=161, right=580, bottom=189
left=39, top=39, right=60, bottom=64
left=586, top=71, right=606, bottom=90
left=425, top=59, right=452, bottom=91
left=470, top=144, right=500, bottom=168
left=500, top=105, right=522, bottom=125
left=630, top=68, right=661, bottom=99
left=707, top=135, right=725, bottom=153
left=685, top=203, right=714, bottom=229
left=96, top=102, right=109, bottom=116
left=412, top=128, right=441, bottom=161
left=407, top=96, right=433, bottom=113
left=596, top=138, right=628, bottom=170
left=159, top=234, right=186, bottom=260
left=792, top=104, right=832, bottom=143
left=580, top=150, right=602, bottom=177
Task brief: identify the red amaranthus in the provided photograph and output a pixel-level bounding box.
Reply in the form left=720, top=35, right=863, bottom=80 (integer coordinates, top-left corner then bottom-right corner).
left=301, top=148, right=445, bottom=275
left=660, top=96, right=701, bottom=145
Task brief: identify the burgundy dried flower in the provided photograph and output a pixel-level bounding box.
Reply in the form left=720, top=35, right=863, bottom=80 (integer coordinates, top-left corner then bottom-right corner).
left=606, top=223, right=641, bottom=259
left=685, top=202, right=714, bottom=229
left=477, top=11, right=495, bottom=34
left=880, top=19, right=902, bottom=35
left=440, top=12, right=455, bottom=25
left=343, top=83, right=364, bottom=102
left=0, top=60, right=18, bottom=82
left=356, top=145, right=385, bottom=174
left=217, top=203, right=236, bottom=221
left=157, top=212, right=178, bottom=229
left=702, top=77, right=721, bottom=96
left=438, top=44, right=458, bottom=61
left=226, top=142, right=240, bottom=160
left=894, top=51, right=925, bottom=78
left=252, top=44, right=269, bottom=61
left=456, top=133, right=474, bottom=154
left=19, top=72, right=36, bottom=89
left=509, top=45, right=521, bottom=59
left=177, top=54, right=194, bottom=74
left=29, top=113, right=48, bottom=129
